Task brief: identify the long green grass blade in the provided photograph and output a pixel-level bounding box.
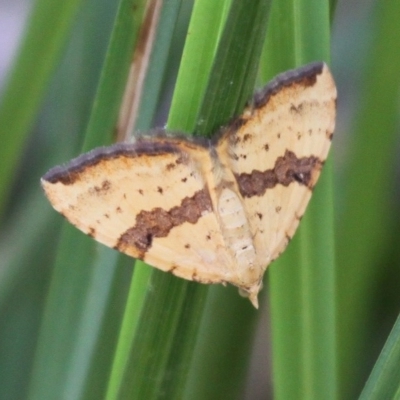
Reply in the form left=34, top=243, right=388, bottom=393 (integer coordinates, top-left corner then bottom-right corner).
left=359, top=314, right=400, bottom=400
left=110, top=0, right=272, bottom=398
left=335, top=0, right=400, bottom=397
left=183, top=287, right=260, bottom=400
left=3, top=0, right=400, bottom=398
left=183, top=1, right=273, bottom=398
left=262, top=0, right=337, bottom=398
left=105, top=3, right=185, bottom=398
left=135, top=0, right=183, bottom=130
left=0, top=0, right=86, bottom=218
left=109, top=1, right=223, bottom=396
left=196, top=0, right=272, bottom=136
left=0, top=193, right=60, bottom=399
left=28, top=0, right=150, bottom=398
left=82, top=0, right=148, bottom=150
left=0, top=4, right=118, bottom=395
left=105, top=261, right=152, bottom=400
left=167, top=0, right=227, bottom=132
left=80, top=256, right=133, bottom=400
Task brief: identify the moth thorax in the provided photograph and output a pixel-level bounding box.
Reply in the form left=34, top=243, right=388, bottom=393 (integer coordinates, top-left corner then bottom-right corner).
left=217, top=187, right=256, bottom=272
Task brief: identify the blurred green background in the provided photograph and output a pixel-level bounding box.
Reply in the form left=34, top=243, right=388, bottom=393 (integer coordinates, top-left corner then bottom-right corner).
left=1, top=0, right=400, bottom=399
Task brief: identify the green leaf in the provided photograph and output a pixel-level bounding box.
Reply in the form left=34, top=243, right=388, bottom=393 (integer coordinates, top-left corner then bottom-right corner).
left=135, top=0, right=184, bottom=130
left=335, top=0, right=400, bottom=396
left=109, top=0, right=273, bottom=398
left=196, top=0, right=272, bottom=136
left=262, top=0, right=337, bottom=399
left=167, top=0, right=228, bottom=132
left=28, top=0, right=151, bottom=398
left=82, top=0, right=148, bottom=150
left=104, top=2, right=185, bottom=398
left=0, top=0, right=86, bottom=218
left=0, top=4, right=119, bottom=397
left=359, top=313, right=400, bottom=400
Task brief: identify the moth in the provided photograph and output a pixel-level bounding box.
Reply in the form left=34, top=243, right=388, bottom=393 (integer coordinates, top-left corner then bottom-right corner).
left=41, top=62, right=337, bottom=308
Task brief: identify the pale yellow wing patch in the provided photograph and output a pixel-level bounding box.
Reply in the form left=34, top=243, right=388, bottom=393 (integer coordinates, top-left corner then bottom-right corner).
left=143, top=213, right=233, bottom=284
left=41, top=138, right=234, bottom=282
left=217, top=62, right=336, bottom=269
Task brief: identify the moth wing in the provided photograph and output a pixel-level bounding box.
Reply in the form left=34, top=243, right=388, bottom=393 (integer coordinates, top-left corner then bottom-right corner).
left=41, top=138, right=234, bottom=283
left=217, top=62, right=337, bottom=266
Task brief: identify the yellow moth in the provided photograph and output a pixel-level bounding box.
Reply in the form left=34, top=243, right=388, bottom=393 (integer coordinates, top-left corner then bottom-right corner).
left=42, top=62, right=337, bottom=308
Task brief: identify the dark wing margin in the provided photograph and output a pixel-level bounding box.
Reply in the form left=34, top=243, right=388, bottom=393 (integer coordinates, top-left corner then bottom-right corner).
left=42, top=140, right=184, bottom=185
left=253, top=62, right=325, bottom=109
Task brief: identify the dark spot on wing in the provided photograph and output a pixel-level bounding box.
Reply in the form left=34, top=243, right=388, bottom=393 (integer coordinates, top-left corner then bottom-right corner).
left=290, top=103, right=304, bottom=115
left=166, top=163, right=175, bottom=170
left=243, top=133, right=252, bottom=142
left=175, top=156, right=185, bottom=165
left=90, top=180, right=111, bottom=195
